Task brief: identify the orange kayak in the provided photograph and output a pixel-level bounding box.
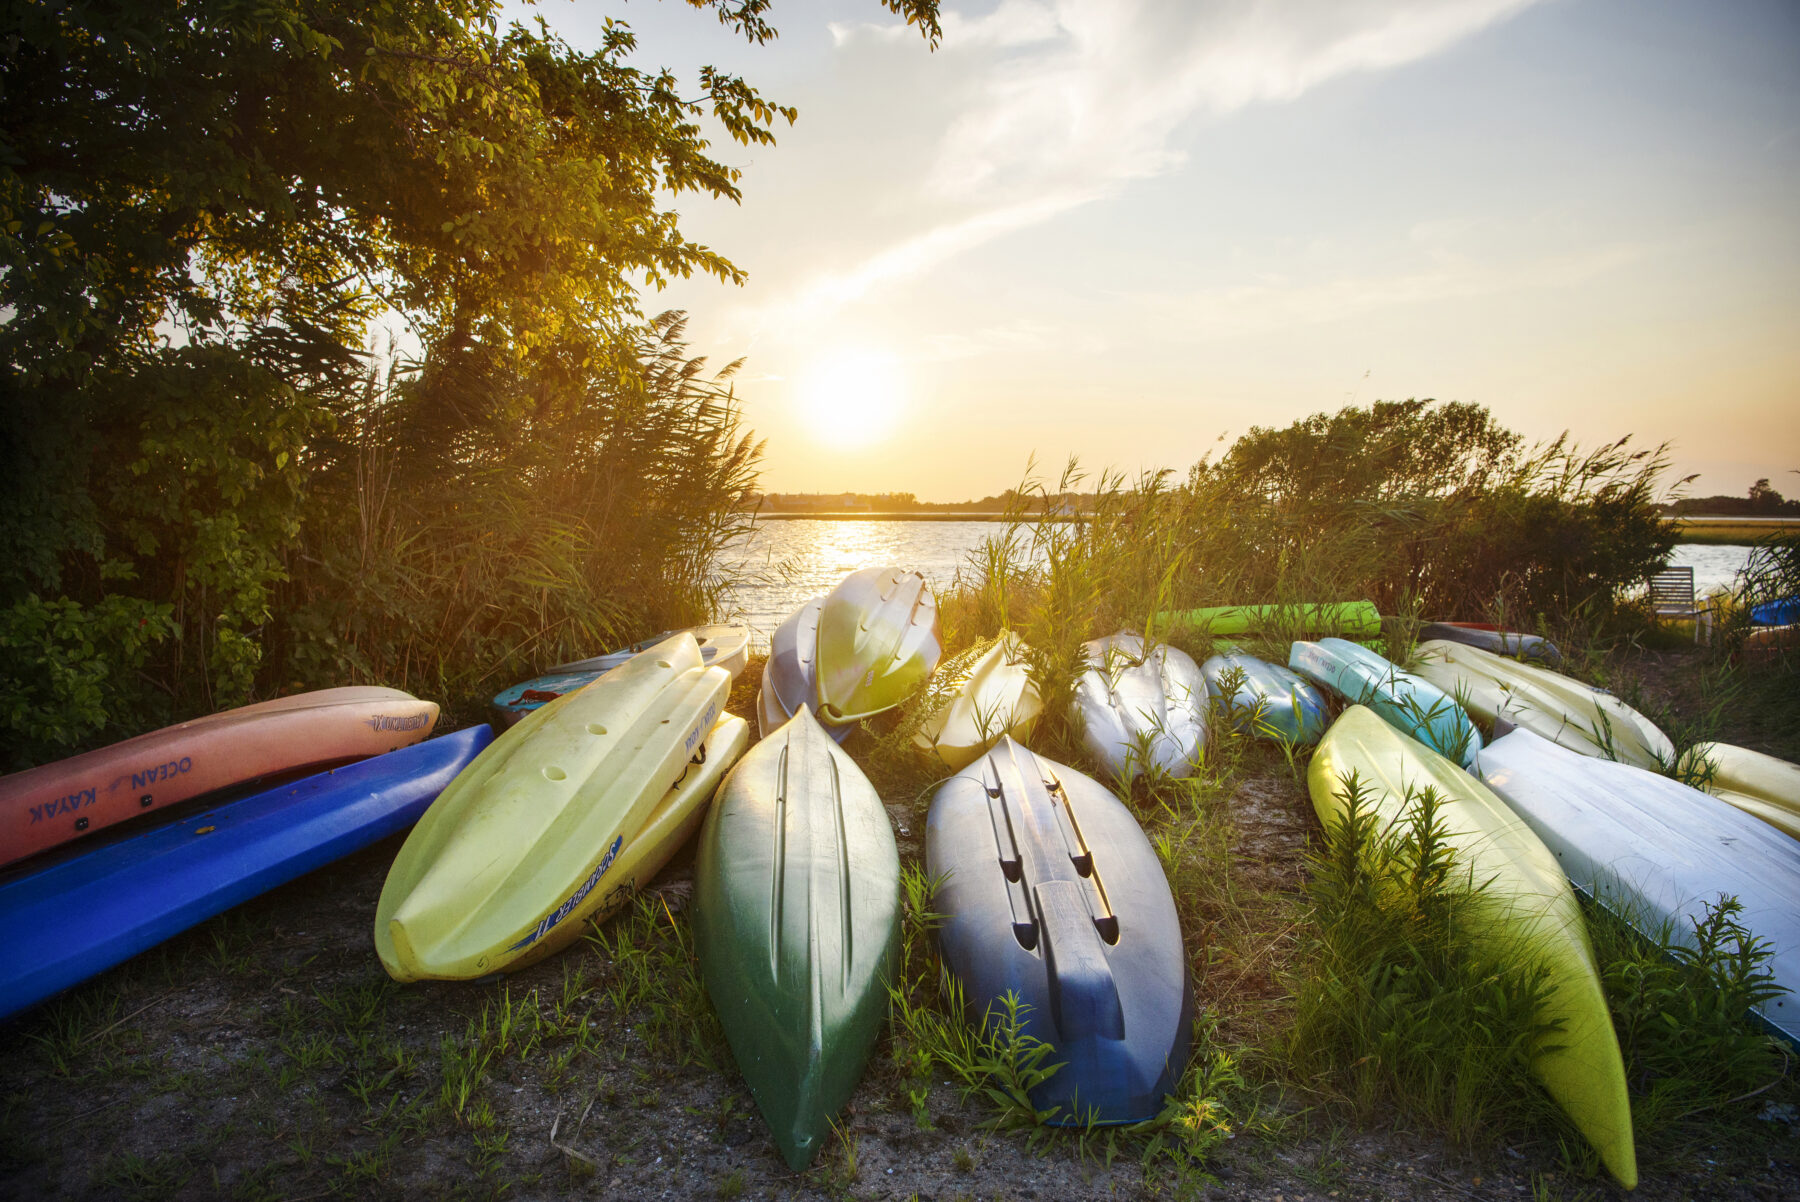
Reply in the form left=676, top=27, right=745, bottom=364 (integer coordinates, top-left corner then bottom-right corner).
left=1, top=687, right=439, bottom=867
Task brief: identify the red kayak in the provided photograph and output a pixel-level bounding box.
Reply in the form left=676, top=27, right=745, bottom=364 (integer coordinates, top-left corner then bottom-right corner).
left=0, top=687, right=439, bottom=867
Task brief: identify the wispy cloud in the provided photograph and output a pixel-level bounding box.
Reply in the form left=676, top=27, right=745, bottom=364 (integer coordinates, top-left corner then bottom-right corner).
left=788, top=0, right=1545, bottom=319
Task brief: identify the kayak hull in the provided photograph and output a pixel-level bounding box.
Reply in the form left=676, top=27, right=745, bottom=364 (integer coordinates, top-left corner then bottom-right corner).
left=1686, top=741, right=1800, bottom=840
left=1412, top=639, right=1671, bottom=771
left=758, top=599, right=850, bottom=744
left=694, top=707, right=901, bottom=1169
left=1, top=687, right=439, bottom=868
left=914, top=632, right=1044, bottom=771
left=1418, top=622, right=1563, bottom=668
left=377, top=635, right=742, bottom=981
left=1289, top=638, right=1481, bottom=767
left=1310, top=708, right=1636, bottom=1188
left=1072, top=633, right=1208, bottom=782
left=1477, top=728, right=1800, bottom=1047
left=1169, top=600, right=1380, bottom=638
left=815, top=567, right=942, bottom=725
left=927, top=738, right=1192, bottom=1123
left=1200, top=650, right=1330, bottom=746
left=1, top=727, right=490, bottom=1021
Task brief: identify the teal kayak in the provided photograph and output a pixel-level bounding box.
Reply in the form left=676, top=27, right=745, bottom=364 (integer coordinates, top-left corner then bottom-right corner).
left=1290, top=638, right=1481, bottom=767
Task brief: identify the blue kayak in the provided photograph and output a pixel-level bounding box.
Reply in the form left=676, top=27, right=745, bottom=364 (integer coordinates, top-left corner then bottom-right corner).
left=926, top=737, right=1192, bottom=1123
left=1752, top=596, right=1800, bottom=627
left=1290, top=638, right=1482, bottom=767
left=1200, top=649, right=1330, bottom=745
left=0, top=726, right=491, bottom=1021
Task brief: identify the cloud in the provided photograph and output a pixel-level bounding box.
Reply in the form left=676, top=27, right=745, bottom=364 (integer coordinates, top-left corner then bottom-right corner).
left=790, top=0, right=1546, bottom=317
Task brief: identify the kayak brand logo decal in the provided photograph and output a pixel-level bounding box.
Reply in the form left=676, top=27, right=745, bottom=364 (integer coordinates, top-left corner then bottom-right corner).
left=683, top=702, right=719, bottom=754
left=366, top=712, right=432, bottom=733
left=26, top=786, right=99, bottom=824
left=510, top=836, right=624, bottom=950
left=97, top=756, right=195, bottom=798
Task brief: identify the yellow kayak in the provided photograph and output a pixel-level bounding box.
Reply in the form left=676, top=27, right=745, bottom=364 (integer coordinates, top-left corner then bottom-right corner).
left=1310, top=707, right=1636, bottom=1189
left=375, top=633, right=748, bottom=981
left=1686, top=741, right=1800, bottom=841
left=1413, top=639, right=1672, bottom=771
left=912, top=632, right=1043, bottom=771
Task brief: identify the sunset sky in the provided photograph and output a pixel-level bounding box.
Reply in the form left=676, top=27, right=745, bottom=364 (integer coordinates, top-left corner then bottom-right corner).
left=515, top=0, right=1800, bottom=502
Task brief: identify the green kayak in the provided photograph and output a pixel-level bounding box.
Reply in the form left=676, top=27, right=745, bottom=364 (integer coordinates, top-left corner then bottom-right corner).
left=1164, top=600, right=1381, bottom=638
left=693, top=705, right=901, bottom=1169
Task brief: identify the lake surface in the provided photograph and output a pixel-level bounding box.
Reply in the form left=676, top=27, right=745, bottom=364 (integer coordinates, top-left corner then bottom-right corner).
left=717, top=520, right=1756, bottom=644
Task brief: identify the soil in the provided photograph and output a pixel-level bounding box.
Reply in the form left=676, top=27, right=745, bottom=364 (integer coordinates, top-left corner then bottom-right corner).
left=2, top=650, right=1797, bottom=1202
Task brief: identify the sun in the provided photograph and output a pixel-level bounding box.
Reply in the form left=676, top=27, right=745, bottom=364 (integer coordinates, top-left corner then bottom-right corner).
left=792, top=348, right=906, bottom=449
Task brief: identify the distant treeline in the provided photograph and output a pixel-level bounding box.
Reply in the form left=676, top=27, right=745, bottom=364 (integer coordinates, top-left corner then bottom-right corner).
left=749, top=491, right=1095, bottom=513
left=1663, top=479, right=1800, bottom=516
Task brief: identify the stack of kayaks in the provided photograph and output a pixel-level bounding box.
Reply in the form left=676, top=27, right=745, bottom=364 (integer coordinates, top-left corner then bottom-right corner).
left=1412, top=639, right=1671, bottom=771
left=1, top=686, right=441, bottom=867
left=815, top=566, right=942, bottom=726
left=1290, top=638, right=1481, bottom=767
left=1310, top=707, right=1637, bottom=1187
left=913, top=631, right=1043, bottom=771
left=1, top=727, right=490, bottom=1020
left=492, top=625, right=750, bottom=727
left=1072, top=632, right=1208, bottom=782
left=1165, top=600, right=1381, bottom=638
left=756, top=598, right=847, bottom=743
left=1200, top=648, right=1329, bottom=746
left=927, top=737, right=1193, bottom=1123
left=376, top=633, right=748, bottom=981
left=1418, top=621, right=1563, bottom=668
left=1683, top=742, right=1800, bottom=840
left=1477, top=728, right=1799, bottom=1045
left=694, top=707, right=900, bottom=1169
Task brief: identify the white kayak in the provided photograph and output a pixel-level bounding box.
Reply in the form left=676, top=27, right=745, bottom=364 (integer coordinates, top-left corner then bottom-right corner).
left=1413, top=639, right=1672, bottom=771
left=1478, top=728, right=1800, bottom=1044
left=1071, top=632, right=1208, bottom=783
left=913, top=632, right=1043, bottom=771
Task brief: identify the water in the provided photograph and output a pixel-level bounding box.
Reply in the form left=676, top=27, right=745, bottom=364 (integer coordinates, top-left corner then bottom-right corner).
left=717, top=520, right=1757, bottom=642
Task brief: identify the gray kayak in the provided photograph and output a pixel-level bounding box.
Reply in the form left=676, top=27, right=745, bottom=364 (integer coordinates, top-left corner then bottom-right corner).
left=757, top=599, right=850, bottom=744
left=1071, top=632, right=1208, bottom=782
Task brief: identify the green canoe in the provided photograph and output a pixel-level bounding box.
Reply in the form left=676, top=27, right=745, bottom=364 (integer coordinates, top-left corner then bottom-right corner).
left=693, top=705, right=901, bottom=1169
left=1164, top=600, right=1381, bottom=638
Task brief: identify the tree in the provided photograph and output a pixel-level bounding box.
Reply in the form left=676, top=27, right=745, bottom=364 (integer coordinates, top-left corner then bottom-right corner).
left=0, top=0, right=940, bottom=764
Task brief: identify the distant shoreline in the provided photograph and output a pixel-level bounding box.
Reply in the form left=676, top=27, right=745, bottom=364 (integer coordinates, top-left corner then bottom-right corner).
left=748, top=511, right=1076, bottom=522
left=745, top=512, right=1797, bottom=539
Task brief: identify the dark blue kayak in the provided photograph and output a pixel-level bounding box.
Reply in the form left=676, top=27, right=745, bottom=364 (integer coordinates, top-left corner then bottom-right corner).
left=0, top=726, right=491, bottom=1021
left=491, top=626, right=749, bottom=727
left=1752, top=596, right=1800, bottom=627
left=925, top=737, right=1192, bottom=1123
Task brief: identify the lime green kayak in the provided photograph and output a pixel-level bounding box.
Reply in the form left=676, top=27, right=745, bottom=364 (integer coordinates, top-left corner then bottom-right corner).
left=1165, top=600, right=1380, bottom=637
left=815, top=566, right=942, bottom=725
left=693, top=706, right=901, bottom=1169
left=1310, top=707, right=1636, bottom=1188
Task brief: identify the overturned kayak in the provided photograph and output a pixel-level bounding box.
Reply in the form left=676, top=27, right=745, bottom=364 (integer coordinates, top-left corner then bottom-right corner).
left=1412, top=639, right=1671, bottom=772
left=913, top=632, right=1043, bottom=771
left=1683, top=741, right=1800, bottom=841
left=927, top=737, right=1192, bottom=1123
left=815, top=567, right=942, bottom=725
left=491, top=625, right=750, bottom=727
left=756, top=599, right=849, bottom=744
left=1166, top=600, right=1380, bottom=638
left=1200, top=649, right=1330, bottom=746
left=1418, top=622, right=1563, bottom=668
left=694, top=706, right=900, bottom=1169
left=2, top=687, right=439, bottom=868
left=1478, top=728, right=1799, bottom=1046
left=1072, top=633, right=1208, bottom=782
left=2, top=727, right=490, bottom=1022
left=1310, top=708, right=1636, bottom=1187
left=376, top=634, right=745, bottom=981
left=1290, top=638, right=1481, bottom=767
